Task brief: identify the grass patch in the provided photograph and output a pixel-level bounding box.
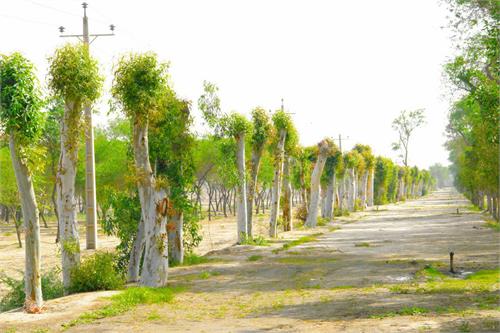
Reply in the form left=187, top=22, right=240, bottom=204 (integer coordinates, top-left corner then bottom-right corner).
left=170, top=253, right=214, bottom=267
left=328, top=226, right=341, bottom=232
left=248, top=255, right=263, bottom=262
left=62, top=286, right=185, bottom=329
left=485, top=219, right=500, bottom=232
left=354, top=242, right=370, bottom=247
left=331, top=285, right=355, bottom=290
left=146, top=310, right=161, bottom=321
left=240, top=235, right=270, bottom=246
left=370, top=306, right=430, bottom=319
left=390, top=268, right=500, bottom=294
left=198, top=271, right=221, bottom=279
left=277, top=233, right=323, bottom=252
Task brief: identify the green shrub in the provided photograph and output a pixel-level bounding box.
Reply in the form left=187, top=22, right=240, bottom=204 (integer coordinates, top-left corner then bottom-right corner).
left=68, top=252, right=125, bottom=294
left=240, top=234, right=270, bottom=246
left=0, top=269, right=64, bottom=312
left=294, top=203, right=308, bottom=222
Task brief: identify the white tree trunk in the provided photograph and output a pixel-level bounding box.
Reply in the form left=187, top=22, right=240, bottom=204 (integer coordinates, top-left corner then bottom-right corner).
left=305, top=148, right=329, bottom=227
left=360, top=171, right=368, bottom=209
left=269, top=129, right=286, bottom=237
left=324, top=172, right=336, bottom=220
left=347, top=168, right=357, bottom=211
left=367, top=169, right=374, bottom=206
left=236, top=134, right=248, bottom=243
left=57, top=101, right=81, bottom=292
left=168, top=212, right=184, bottom=264
left=127, top=217, right=145, bottom=282
left=282, top=155, right=293, bottom=231
left=133, top=122, right=169, bottom=287
left=247, top=145, right=264, bottom=237
left=9, top=135, right=43, bottom=311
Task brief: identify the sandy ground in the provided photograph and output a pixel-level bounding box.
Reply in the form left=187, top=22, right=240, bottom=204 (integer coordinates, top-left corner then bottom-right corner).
left=0, top=210, right=268, bottom=297
left=1, top=188, right=499, bottom=332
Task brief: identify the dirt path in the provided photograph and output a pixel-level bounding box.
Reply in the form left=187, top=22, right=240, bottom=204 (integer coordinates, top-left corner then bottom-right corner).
left=1, top=188, right=499, bottom=332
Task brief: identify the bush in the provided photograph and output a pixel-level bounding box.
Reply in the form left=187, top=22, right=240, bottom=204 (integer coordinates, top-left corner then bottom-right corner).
left=68, top=252, right=125, bottom=294
left=239, top=234, right=269, bottom=246
left=294, top=203, right=308, bottom=222
left=0, top=269, right=64, bottom=312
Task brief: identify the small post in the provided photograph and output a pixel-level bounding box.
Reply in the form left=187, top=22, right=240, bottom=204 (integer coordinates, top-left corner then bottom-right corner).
left=456, top=208, right=459, bottom=214
left=449, top=251, right=455, bottom=273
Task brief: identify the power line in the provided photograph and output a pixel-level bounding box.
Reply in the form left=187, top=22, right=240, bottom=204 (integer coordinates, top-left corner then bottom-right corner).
left=0, top=13, right=55, bottom=27
left=23, top=0, right=82, bottom=18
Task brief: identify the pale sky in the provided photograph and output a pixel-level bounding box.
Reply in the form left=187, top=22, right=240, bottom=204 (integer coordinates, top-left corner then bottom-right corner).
left=1, top=0, right=454, bottom=168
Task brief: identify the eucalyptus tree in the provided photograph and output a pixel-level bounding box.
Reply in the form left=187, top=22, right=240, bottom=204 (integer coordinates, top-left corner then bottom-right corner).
left=112, top=52, right=169, bottom=287
left=0, top=53, right=44, bottom=311
left=344, top=150, right=361, bottom=211
left=48, top=44, right=102, bottom=291
left=247, top=107, right=271, bottom=236
left=150, top=94, right=195, bottom=265
left=305, top=138, right=335, bottom=227
left=322, top=149, right=341, bottom=220
left=269, top=110, right=293, bottom=237
left=392, top=109, right=425, bottom=167
left=198, top=81, right=252, bottom=242
left=282, top=125, right=299, bottom=232
left=353, top=144, right=375, bottom=208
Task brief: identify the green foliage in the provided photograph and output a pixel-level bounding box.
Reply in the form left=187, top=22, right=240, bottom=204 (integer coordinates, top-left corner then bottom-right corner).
left=443, top=0, right=499, bottom=205
left=239, top=235, right=270, bottom=246
left=63, top=286, right=184, bottom=329
left=251, top=107, right=272, bottom=148
left=248, top=255, right=263, bottom=262
left=101, top=189, right=141, bottom=271
left=48, top=43, right=102, bottom=104
left=112, top=52, right=169, bottom=122
left=272, top=110, right=293, bottom=132
left=68, top=252, right=125, bottom=294
left=391, top=109, right=426, bottom=166
left=0, top=52, right=43, bottom=142
left=198, top=81, right=222, bottom=132
left=226, top=112, right=252, bottom=137
left=0, top=269, right=63, bottom=312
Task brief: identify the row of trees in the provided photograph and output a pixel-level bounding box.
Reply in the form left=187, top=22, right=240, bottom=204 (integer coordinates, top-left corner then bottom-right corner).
left=443, top=0, right=499, bottom=220
left=0, top=45, right=434, bottom=313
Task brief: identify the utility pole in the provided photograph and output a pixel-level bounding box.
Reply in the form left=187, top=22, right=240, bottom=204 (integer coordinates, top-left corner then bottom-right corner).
left=334, top=134, right=349, bottom=153
left=59, top=2, right=115, bottom=250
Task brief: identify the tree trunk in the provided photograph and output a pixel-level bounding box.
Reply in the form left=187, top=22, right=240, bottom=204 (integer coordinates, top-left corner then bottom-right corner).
left=168, top=211, right=184, bottom=265
left=133, top=121, right=169, bottom=287
left=127, top=217, right=145, bottom=282
left=324, top=172, right=336, bottom=221
left=282, top=155, right=293, bottom=231
left=57, top=102, right=81, bottom=292
left=347, top=169, right=357, bottom=211
left=9, top=135, right=43, bottom=312
left=236, top=134, right=248, bottom=243
left=247, top=145, right=264, bottom=237
left=305, top=148, right=329, bottom=228
left=360, top=171, right=368, bottom=209
left=366, top=169, right=374, bottom=207
left=269, top=129, right=286, bottom=237
left=12, top=209, right=22, bottom=248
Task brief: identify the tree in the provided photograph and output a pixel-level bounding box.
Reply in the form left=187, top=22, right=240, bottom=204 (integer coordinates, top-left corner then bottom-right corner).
left=391, top=109, right=425, bottom=167
left=48, top=44, right=102, bottom=291
left=198, top=81, right=252, bottom=243
left=112, top=52, right=170, bottom=287
left=0, top=52, right=44, bottom=312
left=247, top=107, right=271, bottom=236
left=150, top=93, right=198, bottom=265
left=322, top=149, right=341, bottom=220
left=305, top=138, right=334, bottom=227
left=429, top=163, right=452, bottom=188
left=443, top=0, right=499, bottom=220
left=268, top=110, right=293, bottom=237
